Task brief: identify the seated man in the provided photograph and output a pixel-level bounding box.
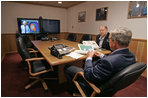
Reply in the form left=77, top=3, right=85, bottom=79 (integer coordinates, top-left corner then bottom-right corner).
left=96, top=25, right=110, bottom=50
left=64, top=27, right=136, bottom=95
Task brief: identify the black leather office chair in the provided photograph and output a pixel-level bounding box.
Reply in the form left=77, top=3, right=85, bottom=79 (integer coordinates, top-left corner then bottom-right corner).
left=16, top=37, right=38, bottom=63
left=67, top=33, right=77, bottom=42
left=21, top=35, right=37, bottom=49
left=16, top=33, right=21, bottom=38
left=16, top=33, right=37, bottom=49
left=73, top=62, right=146, bottom=97
left=16, top=37, right=57, bottom=91
left=80, top=34, right=92, bottom=43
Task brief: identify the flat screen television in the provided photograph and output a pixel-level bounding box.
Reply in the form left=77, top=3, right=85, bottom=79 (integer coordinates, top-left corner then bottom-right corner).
left=17, top=18, right=40, bottom=35
left=41, top=19, right=60, bottom=34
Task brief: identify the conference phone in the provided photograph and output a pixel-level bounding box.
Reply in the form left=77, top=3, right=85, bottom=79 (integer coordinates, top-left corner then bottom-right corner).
left=49, top=44, right=70, bottom=59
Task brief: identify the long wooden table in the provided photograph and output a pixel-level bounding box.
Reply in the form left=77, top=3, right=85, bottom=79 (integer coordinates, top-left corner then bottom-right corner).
left=32, top=39, right=111, bottom=83
left=32, top=39, right=86, bottom=66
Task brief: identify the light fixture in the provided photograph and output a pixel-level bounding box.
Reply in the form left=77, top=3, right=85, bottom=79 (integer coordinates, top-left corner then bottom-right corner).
left=136, top=2, right=139, bottom=8
left=58, top=1, right=62, bottom=4
left=136, top=4, right=139, bottom=8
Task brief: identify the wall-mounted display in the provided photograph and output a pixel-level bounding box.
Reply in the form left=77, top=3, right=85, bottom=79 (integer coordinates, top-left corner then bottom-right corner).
left=78, top=11, right=86, bottom=22
left=96, top=7, right=108, bottom=21
left=128, top=1, right=147, bottom=19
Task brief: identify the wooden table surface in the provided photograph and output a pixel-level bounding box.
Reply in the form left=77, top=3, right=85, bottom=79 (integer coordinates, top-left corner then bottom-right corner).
left=32, top=39, right=87, bottom=66
left=32, top=39, right=111, bottom=66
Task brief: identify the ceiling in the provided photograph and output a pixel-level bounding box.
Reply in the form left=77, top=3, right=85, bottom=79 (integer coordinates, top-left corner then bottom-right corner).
left=13, top=1, right=85, bottom=9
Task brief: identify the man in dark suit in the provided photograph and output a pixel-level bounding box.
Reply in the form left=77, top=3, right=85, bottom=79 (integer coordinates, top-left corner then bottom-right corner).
left=96, top=25, right=110, bottom=50
left=64, top=27, right=136, bottom=95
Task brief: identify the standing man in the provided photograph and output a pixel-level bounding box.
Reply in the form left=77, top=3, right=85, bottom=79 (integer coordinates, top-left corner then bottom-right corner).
left=96, top=25, right=110, bottom=50
left=64, top=27, right=136, bottom=95
left=21, top=21, right=30, bottom=34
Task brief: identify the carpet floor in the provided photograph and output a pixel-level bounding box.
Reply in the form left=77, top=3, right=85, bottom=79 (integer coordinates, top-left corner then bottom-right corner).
left=1, top=53, right=147, bottom=97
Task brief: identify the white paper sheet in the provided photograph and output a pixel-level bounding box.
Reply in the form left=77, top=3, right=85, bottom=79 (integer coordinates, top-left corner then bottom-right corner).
left=66, top=50, right=85, bottom=59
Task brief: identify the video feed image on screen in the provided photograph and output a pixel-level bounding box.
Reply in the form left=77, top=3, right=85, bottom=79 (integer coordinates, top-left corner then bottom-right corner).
left=21, top=20, right=40, bottom=34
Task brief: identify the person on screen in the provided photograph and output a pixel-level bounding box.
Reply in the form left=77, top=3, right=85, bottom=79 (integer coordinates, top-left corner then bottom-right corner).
left=64, top=27, right=136, bottom=95
left=96, top=25, right=110, bottom=50
left=21, top=21, right=30, bottom=33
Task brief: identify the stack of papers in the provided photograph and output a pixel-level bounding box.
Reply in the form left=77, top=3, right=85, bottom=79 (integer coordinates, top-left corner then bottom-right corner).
left=66, top=50, right=84, bottom=59
left=66, top=44, right=94, bottom=59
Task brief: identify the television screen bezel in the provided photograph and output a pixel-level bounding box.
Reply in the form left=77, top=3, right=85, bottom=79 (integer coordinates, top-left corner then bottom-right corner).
left=17, top=18, right=41, bottom=35
left=41, top=19, right=60, bottom=34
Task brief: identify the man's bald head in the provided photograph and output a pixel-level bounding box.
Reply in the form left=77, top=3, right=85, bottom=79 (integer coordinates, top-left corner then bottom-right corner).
left=99, top=25, right=108, bottom=38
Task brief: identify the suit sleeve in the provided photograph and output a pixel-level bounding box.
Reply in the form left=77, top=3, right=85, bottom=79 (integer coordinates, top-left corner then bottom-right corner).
left=84, top=59, right=113, bottom=83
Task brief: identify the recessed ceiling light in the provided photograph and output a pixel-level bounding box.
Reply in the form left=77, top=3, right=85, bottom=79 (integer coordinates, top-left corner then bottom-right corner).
left=58, top=1, right=62, bottom=4
left=136, top=4, right=139, bottom=8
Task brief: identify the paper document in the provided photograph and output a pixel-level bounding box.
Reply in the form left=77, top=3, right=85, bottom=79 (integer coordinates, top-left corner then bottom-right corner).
left=66, top=50, right=84, bottom=59
left=78, top=44, right=94, bottom=51
left=82, top=41, right=99, bottom=49
left=74, top=50, right=88, bottom=55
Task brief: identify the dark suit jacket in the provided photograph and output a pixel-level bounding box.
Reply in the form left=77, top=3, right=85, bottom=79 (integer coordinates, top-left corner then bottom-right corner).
left=84, top=48, right=136, bottom=86
left=96, top=32, right=110, bottom=50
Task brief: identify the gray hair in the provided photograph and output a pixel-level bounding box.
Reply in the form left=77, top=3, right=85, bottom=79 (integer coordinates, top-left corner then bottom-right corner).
left=100, top=25, right=108, bottom=30
left=104, top=26, right=108, bottom=30
left=110, top=27, right=132, bottom=47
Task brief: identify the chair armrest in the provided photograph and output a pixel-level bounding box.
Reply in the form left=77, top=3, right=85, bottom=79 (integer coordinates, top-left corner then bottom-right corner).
left=25, top=57, right=45, bottom=62
left=27, top=48, right=36, bottom=51
left=29, top=50, right=39, bottom=53
left=73, top=71, right=101, bottom=94
left=25, top=57, right=53, bottom=76
left=27, top=48, right=38, bottom=53
left=27, top=48, right=39, bottom=57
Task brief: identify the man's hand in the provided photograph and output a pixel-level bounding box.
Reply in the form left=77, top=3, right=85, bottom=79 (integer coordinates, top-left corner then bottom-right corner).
left=94, top=51, right=103, bottom=57
left=87, top=50, right=95, bottom=58
left=87, top=50, right=104, bottom=58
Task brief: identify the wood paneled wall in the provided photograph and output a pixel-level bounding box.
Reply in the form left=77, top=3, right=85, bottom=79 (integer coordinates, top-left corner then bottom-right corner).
left=1, top=34, right=18, bottom=60
left=128, top=39, right=147, bottom=77
left=1, top=32, right=147, bottom=78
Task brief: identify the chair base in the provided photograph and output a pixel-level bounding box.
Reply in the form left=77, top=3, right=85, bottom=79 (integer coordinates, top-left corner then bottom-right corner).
left=25, top=76, right=57, bottom=91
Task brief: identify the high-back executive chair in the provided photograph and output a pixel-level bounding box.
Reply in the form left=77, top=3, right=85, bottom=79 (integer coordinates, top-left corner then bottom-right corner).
left=67, top=33, right=77, bottom=42
left=16, top=33, right=39, bottom=61
left=16, top=36, right=38, bottom=63
left=16, top=37, right=57, bottom=91
left=16, top=33, right=36, bottom=50
left=73, top=62, right=146, bottom=97
left=80, top=34, right=92, bottom=43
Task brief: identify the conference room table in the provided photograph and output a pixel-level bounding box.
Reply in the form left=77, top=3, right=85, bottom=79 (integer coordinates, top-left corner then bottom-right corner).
left=32, top=39, right=111, bottom=83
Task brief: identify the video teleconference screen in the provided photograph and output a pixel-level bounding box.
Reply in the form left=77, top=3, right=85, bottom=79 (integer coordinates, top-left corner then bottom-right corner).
left=17, top=18, right=60, bottom=35
left=17, top=18, right=40, bottom=34
left=42, top=19, right=60, bottom=34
